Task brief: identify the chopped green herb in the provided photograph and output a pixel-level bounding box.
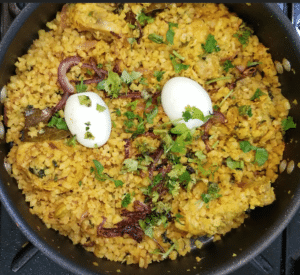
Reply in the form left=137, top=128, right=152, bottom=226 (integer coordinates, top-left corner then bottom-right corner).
left=102, top=71, right=122, bottom=98
left=88, top=12, right=93, bottom=17
left=148, top=33, right=165, bottom=44
left=76, top=78, right=88, bottom=93
left=154, top=71, right=165, bottom=82
left=282, top=116, right=296, bottom=131
left=67, top=135, right=77, bottom=147
left=183, top=106, right=212, bottom=123
left=127, top=37, right=136, bottom=45
left=201, top=182, right=222, bottom=203
left=158, top=243, right=176, bottom=259
left=201, top=34, right=220, bottom=54
left=126, top=100, right=139, bottom=111
left=145, top=106, right=158, bottom=124
left=48, top=113, right=68, bottom=130
left=139, top=220, right=154, bottom=238
left=114, top=180, right=124, bottom=187
left=174, top=213, right=184, bottom=224
left=213, top=105, right=220, bottom=111
left=96, top=80, right=105, bottom=90
left=128, top=23, right=136, bottom=29
left=170, top=54, right=189, bottom=74
left=78, top=181, right=82, bottom=186
left=136, top=12, right=154, bottom=26
left=86, top=69, right=93, bottom=76
left=121, top=70, right=142, bottom=84
left=78, top=95, right=91, bottom=107
left=115, top=108, right=121, bottom=117
left=254, top=148, right=268, bottom=166
left=121, top=158, right=139, bottom=173
left=166, top=22, right=178, bottom=45
left=223, top=60, right=235, bottom=72
left=247, top=61, right=262, bottom=67
left=250, top=88, right=266, bottom=101
left=97, top=63, right=103, bottom=68
left=84, top=131, right=95, bottom=140
left=238, top=105, right=253, bottom=117
left=92, top=159, right=105, bottom=180
left=139, top=77, right=148, bottom=85
left=124, top=111, right=136, bottom=120
left=233, top=26, right=253, bottom=47
left=96, top=104, right=106, bottom=112
left=112, top=121, right=116, bottom=128
left=226, top=157, right=244, bottom=170
left=121, top=193, right=132, bottom=208
left=239, top=140, right=256, bottom=153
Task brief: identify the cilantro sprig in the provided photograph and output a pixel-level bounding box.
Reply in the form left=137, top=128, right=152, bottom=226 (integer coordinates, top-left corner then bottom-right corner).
left=201, top=34, right=220, bottom=54
left=48, top=112, right=68, bottom=130
left=250, top=88, right=266, bottom=101
left=239, top=141, right=268, bottom=166
left=170, top=54, right=189, bottom=74
left=166, top=22, right=178, bottom=45
left=282, top=116, right=296, bottom=132
left=91, top=160, right=124, bottom=187
left=223, top=60, right=235, bottom=72
left=201, top=182, right=222, bottom=204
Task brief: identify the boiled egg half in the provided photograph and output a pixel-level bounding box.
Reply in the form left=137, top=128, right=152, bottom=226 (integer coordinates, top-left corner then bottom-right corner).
left=161, top=77, right=213, bottom=129
left=64, top=92, right=111, bottom=148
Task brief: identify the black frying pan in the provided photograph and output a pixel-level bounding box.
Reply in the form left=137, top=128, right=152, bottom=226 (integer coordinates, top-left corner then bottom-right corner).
left=1, top=3, right=300, bottom=275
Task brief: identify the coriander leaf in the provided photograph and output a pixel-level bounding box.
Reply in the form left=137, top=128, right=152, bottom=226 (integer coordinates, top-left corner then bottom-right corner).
left=239, top=140, right=256, bottom=153
left=121, top=70, right=142, bottom=84
left=97, top=63, right=103, bottom=68
left=103, top=71, right=122, bottom=98
left=182, top=110, right=192, bottom=122
left=201, top=182, right=222, bottom=203
left=121, top=70, right=132, bottom=84
left=175, top=213, right=184, bottom=224
left=48, top=114, right=68, bottom=130
left=170, top=54, right=189, bottom=74
left=84, top=131, right=95, bottom=140
left=154, top=71, right=165, bottom=82
left=78, top=95, right=91, bottom=107
left=92, top=159, right=104, bottom=177
left=168, top=164, right=186, bottom=178
left=201, top=34, right=220, bottom=54
left=226, top=157, right=244, bottom=170
left=145, top=106, right=158, bottom=124
left=166, top=22, right=178, bottom=45
left=250, top=88, right=266, bottom=101
left=233, top=26, right=253, bottom=47
left=127, top=37, right=136, bottom=45
left=159, top=243, right=176, bottom=259
left=76, top=78, right=88, bottom=93
left=178, top=170, right=191, bottom=186
left=139, top=77, right=148, bottom=85
left=282, top=116, right=296, bottom=131
left=122, top=159, right=139, bottom=173
left=86, top=69, right=93, bottom=76
left=195, top=150, right=207, bottom=162
left=96, top=104, right=106, bottom=112
left=254, top=148, right=268, bottom=166
left=121, top=193, right=132, bottom=208
left=170, top=123, right=189, bottom=135
left=114, top=180, right=124, bottom=187
left=148, top=33, right=164, bottom=44
left=126, top=100, right=139, bottom=111
left=96, top=80, right=106, bottom=90
left=139, top=220, right=154, bottom=238
left=124, top=111, right=136, bottom=120
left=115, top=108, right=121, bottom=117
left=238, top=105, right=253, bottom=117
left=66, top=135, right=77, bottom=147
left=223, top=60, right=235, bottom=72
left=136, top=12, right=154, bottom=26
left=167, top=179, right=180, bottom=196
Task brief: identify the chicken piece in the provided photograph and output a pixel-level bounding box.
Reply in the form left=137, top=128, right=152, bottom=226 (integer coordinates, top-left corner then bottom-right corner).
left=68, top=3, right=125, bottom=42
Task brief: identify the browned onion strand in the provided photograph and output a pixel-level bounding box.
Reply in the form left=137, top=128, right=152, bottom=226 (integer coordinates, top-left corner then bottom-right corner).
left=124, top=138, right=131, bottom=159
left=71, top=77, right=103, bottom=85
left=97, top=201, right=151, bottom=243
left=118, top=92, right=143, bottom=99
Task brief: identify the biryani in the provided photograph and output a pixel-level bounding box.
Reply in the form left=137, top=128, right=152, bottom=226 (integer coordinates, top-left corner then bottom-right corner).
left=2, top=3, right=294, bottom=268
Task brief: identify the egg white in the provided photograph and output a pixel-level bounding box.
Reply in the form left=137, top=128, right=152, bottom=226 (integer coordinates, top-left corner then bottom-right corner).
left=161, top=77, right=213, bottom=129
left=64, top=92, right=111, bottom=148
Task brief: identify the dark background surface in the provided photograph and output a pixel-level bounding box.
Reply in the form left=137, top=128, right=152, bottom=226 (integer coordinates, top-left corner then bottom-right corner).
left=0, top=3, right=300, bottom=275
